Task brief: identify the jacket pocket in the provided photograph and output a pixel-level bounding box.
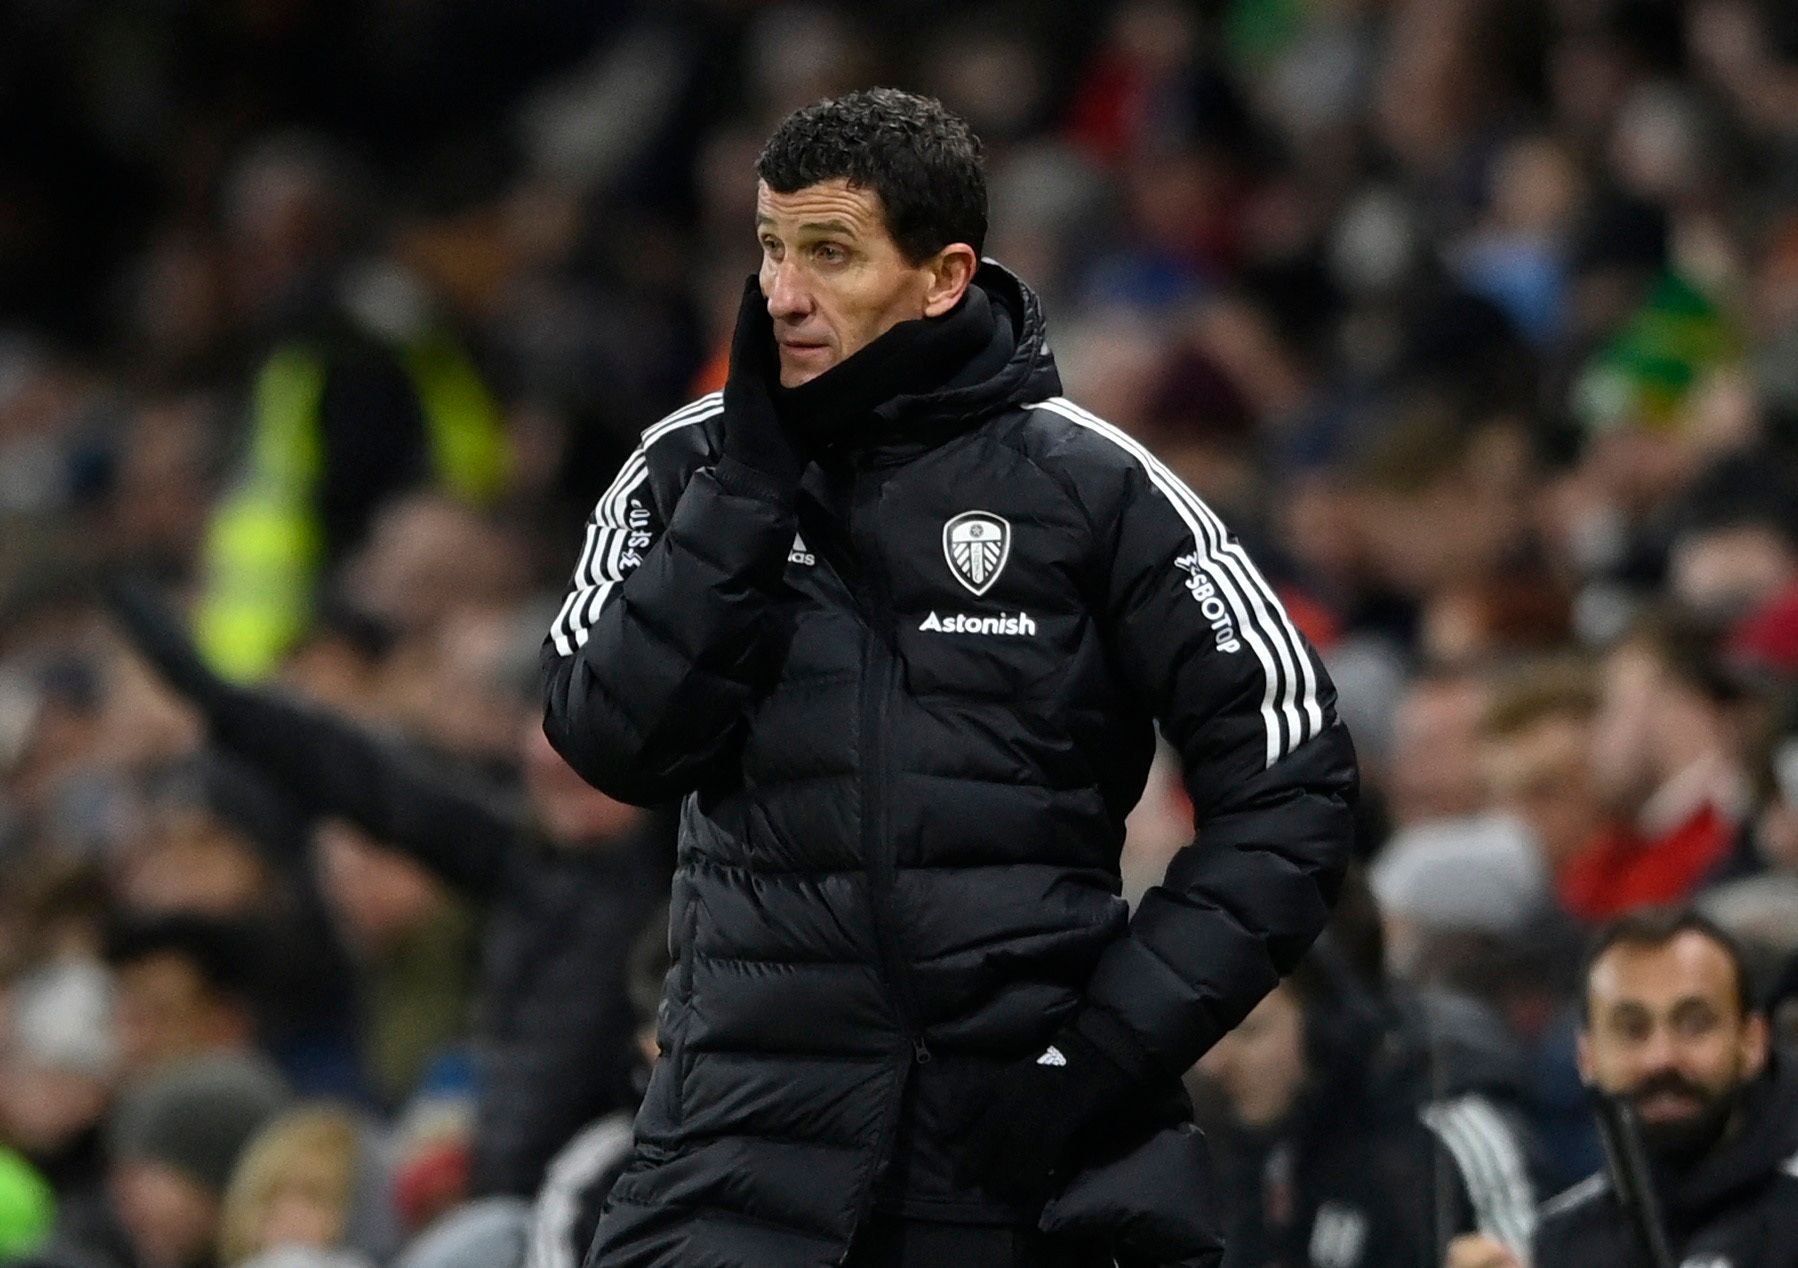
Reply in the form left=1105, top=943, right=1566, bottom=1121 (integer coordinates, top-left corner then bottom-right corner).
left=1039, top=1120, right=1225, bottom=1267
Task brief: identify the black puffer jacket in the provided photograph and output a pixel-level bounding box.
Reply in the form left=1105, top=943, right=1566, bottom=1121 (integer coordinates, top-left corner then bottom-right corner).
left=542, top=264, right=1358, bottom=1267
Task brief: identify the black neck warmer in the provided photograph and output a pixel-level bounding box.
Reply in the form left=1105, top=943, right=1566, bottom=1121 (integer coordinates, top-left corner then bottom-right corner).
left=771, top=285, right=997, bottom=451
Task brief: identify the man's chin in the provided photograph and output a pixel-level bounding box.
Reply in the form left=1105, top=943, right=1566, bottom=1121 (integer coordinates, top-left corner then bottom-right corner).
left=777, top=348, right=837, bottom=387
left=1635, top=1098, right=1736, bottom=1162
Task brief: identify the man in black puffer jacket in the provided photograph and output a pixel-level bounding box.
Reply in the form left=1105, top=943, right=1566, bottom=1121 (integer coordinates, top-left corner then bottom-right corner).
left=542, top=88, right=1358, bottom=1268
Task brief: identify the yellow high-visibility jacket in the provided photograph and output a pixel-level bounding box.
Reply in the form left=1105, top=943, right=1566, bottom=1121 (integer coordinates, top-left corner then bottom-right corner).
left=195, top=327, right=506, bottom=680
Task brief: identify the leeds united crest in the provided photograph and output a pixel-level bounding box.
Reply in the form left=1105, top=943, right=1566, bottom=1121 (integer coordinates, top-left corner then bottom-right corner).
left=943, top=511, right=1011, bottom=596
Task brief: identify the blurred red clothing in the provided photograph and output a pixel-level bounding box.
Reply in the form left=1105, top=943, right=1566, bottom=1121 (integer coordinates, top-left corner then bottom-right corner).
left=1557, top=802, right=1733, bottom=922
left=1065, top=52, right=1146, bottom=164
left=1730, top=580, right=1798, bottom=676
left=1276, top=585, right=1341, bottom=653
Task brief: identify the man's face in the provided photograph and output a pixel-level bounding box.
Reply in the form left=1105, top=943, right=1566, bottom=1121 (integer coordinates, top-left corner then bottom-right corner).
left=1591, top=644, right=1662, bottom=811
left=1484, top=712, right=1601, bottom=871
left=115, top=953, right=250, bottom=1074
left=111, top=1159, right=220, bottom=1268
left=1194, top=983, right=1308, bottom=1128
left=1388, top=677, right=1488, bottom=826
left=755, top=179, right=939, bottom=388
left=1578, top=931, right=1769, bottom=1160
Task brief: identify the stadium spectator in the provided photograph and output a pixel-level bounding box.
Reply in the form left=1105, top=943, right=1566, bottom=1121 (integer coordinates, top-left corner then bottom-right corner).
left=1572, top=612, right=1754, bottom=920
left=214, top=1103, right=400, bottom=1267
left=517, top=900, right=671, bottom=1268
left=107, top=582, right=671, bottom=1198
left=1479, top=659, right=1608, bottom=887
left=1193, top=948, right=1538, bottom=1267
left=20, top=1054, right=290, bottom=1268
left=0, top=955, right=117, bottom=1224
left=1452, top=907, right=1798, bottom=1267
left=191, top=138, right=510, bottom=683
left=1383, top=669, right=1491, bottom=830
left=104, top=915, right=261, bottom=1079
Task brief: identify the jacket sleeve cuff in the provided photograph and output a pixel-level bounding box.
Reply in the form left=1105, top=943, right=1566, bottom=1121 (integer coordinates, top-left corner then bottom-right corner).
left=1069, top=1004, right=1158, bottom=1084
left=713, top=454, right=800, bottom=506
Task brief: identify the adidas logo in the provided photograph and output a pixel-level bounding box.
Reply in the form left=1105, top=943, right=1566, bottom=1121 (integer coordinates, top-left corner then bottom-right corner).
left=1035, top=1045, right=1066, bottom=1067
left=787, top=532, right=814, bottom=566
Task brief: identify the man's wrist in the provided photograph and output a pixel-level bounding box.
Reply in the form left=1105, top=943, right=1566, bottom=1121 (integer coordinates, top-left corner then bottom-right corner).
left=713, top=453, right=800, bottom=504
left=1067, top=1005, right=1155, bottom=1087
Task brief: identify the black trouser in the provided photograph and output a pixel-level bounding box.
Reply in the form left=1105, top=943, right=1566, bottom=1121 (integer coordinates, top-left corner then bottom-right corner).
left=843, top=1213, right=1113, bottom=1267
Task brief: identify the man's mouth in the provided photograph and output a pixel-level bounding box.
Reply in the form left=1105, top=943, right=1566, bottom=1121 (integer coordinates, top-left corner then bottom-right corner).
left=1635, top=1089, right=1703, bottom=1122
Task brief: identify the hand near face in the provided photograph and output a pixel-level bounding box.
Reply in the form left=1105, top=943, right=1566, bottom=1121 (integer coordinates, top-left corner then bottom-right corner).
left=716, top=274, right=807, bottom=495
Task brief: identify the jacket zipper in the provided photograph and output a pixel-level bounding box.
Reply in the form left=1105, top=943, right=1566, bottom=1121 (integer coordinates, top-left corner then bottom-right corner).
left=851, top=468, right=930, bottom=1065
left=859, top=633, right=931, bottom=1064
left=838, top=468, right=930, bottom=1263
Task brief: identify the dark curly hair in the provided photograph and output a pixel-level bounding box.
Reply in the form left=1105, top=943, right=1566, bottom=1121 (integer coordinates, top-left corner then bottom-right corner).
left=756, top=87, right=987, bottom=264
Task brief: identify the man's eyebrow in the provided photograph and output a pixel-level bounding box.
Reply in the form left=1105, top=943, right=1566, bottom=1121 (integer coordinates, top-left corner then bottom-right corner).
left=755, top=215, right=859, bottom=237
left=1670, top=996, right=1718, bottom=1016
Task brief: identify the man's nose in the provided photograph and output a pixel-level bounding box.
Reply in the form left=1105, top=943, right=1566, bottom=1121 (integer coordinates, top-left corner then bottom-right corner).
left=764, top=258, right=811, bottom=321
left=1638, top=1026, right=1681, bottom=1074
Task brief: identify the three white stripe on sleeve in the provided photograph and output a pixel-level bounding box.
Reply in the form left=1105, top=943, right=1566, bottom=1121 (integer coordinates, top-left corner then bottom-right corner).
left=1422, top=1093, right=1538, bottom=1255
left=547, top=393, right=724, bottom=658
left=1030, top=396, right=1322, bottom=769
left=524, top=1113, right=636, bottom=1268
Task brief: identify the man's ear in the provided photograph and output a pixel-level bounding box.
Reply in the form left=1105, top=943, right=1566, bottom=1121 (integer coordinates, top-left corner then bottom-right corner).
left=1743, top=1011, right=1771, bottom=1079
left=1575, top=1028, right=1595, bottom=1086
left=922, top=244, right=979, bottom=318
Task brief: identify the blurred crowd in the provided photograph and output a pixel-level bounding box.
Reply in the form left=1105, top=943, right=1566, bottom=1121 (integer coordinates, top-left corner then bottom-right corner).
left=4, top=0, right=1798, bottom=1264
